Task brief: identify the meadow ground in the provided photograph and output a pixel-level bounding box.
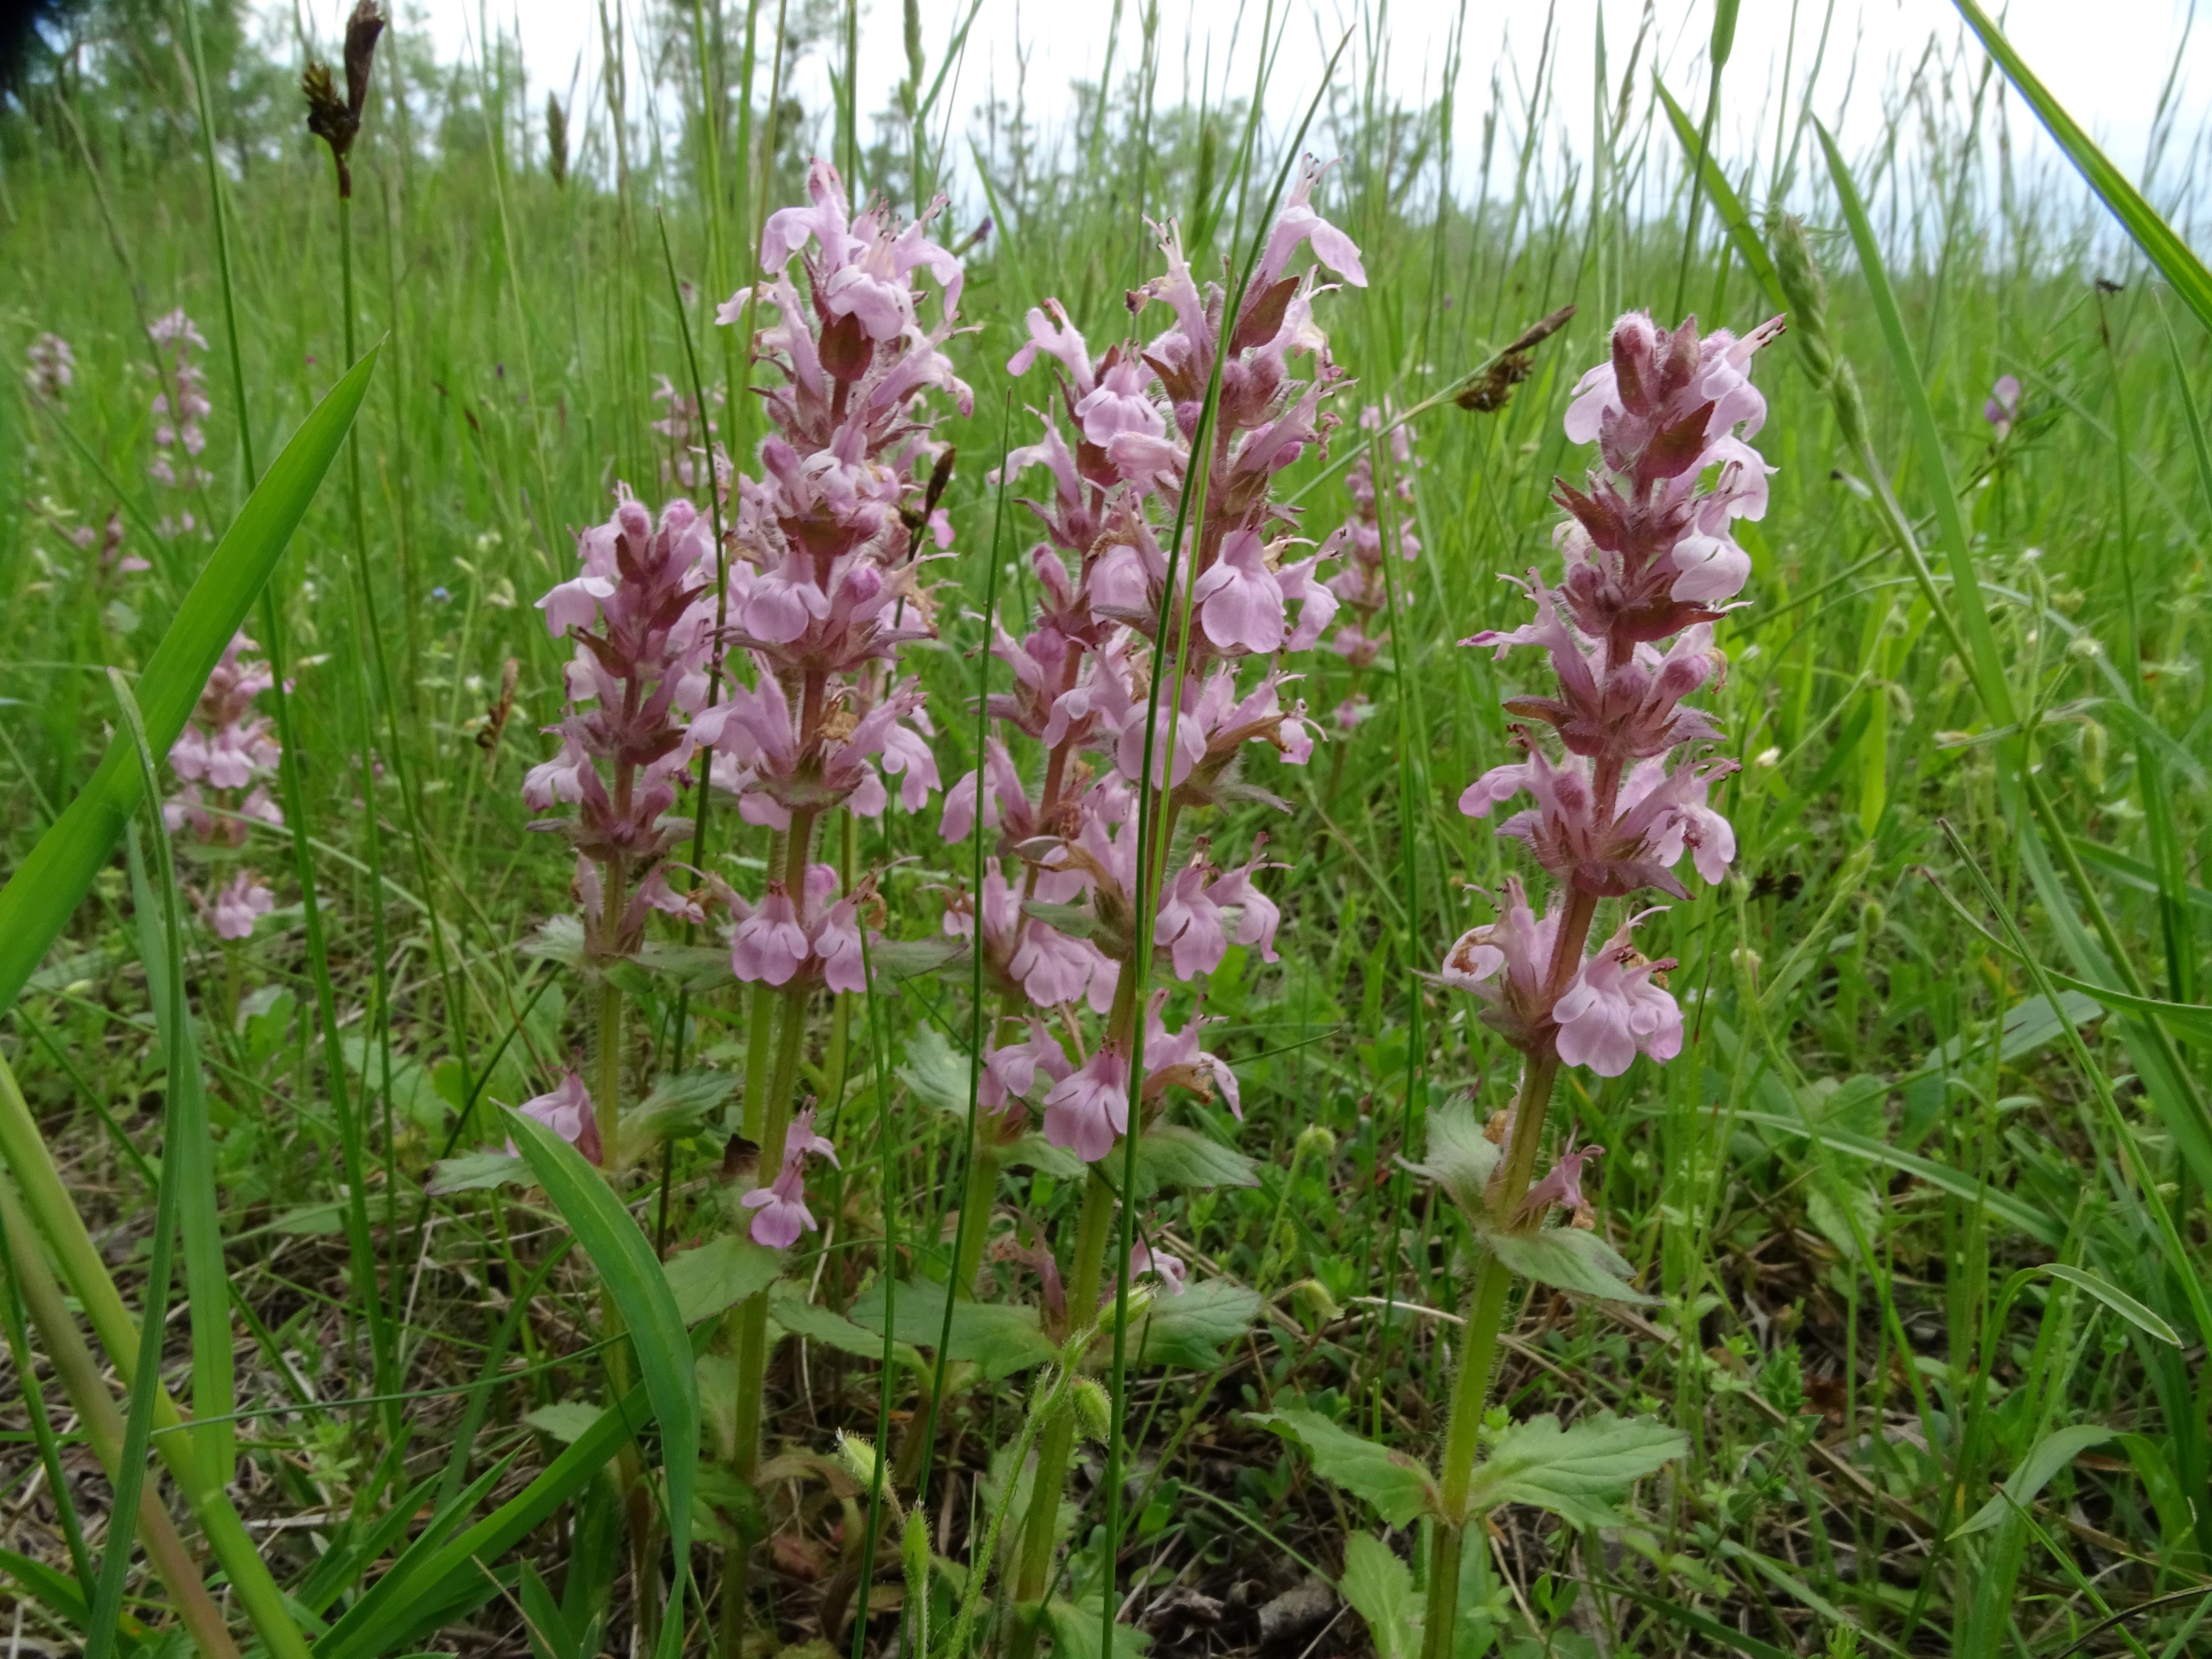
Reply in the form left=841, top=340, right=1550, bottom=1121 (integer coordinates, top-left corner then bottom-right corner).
left=2, top=2, right=2211, bottom=1655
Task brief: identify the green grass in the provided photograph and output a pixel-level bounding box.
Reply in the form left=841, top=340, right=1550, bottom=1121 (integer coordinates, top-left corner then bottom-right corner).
left=2, top=0, right=2210, bottom=1654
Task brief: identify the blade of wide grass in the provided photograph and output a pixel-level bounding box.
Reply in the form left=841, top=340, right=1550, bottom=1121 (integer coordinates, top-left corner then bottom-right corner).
left=0, top=347, right=378, bottom=1014
left=1951, top=0, right=2212, bottom=337
left=83, top=677, right=192, bottom=1659
left=506, top=1107, right=698, bottom=1659
left=124, top=836, right=233, bottom=1487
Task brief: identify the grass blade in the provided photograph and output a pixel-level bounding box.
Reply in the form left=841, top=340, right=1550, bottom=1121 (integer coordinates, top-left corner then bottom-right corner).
left=1951, top=0, right=2212, bottom=336
left=0, top=346, right=379, bottom=1014
left=1654, top=76, right=1784, bottom=312
left=505, top=1107, right=698, bottom=1659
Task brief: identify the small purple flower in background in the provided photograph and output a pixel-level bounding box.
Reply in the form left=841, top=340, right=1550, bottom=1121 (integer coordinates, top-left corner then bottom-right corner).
left=24, top=332, right=73, bottom=402
left=651, top=373, right=721, bottom=490
left=742, top=1104, right=838, bottom=1248
left=147, top=311, right=214, bottom=524
left=1984, top=373, right=2021, bottom=441
left=1327, top=405, right=1422, bottom=690
left=166, top=632, right=285, bottom=937
left=511, top=1072, right=603, bottom=1166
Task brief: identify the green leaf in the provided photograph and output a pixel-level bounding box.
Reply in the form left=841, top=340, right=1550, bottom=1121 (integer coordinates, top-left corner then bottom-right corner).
left=522, top=1403, right=608, bottom=1445
left=1003, top=1132, right=1088, bottom=1178
left=340, top=1036, right=451, bottom=1130
left=1249, top=1407, right=1438, bottom=1526
left=424, top=1150, right=529, bottom=1195
left=1132, top=1281, right=1261, bottom=1370
left=1338, top=1534, right=1417, bottom=1659
left=770, top=1285, right=925, bottom=1370
left=1951, top=1423, right=2113, bottom=1538
left=897, top=1024, right=974, bottom=1117
left=1488, top=1226, right=1656, bottom=1305
left=1733, top=1111, right=2061, bottom=1245
left=631, top=943, right=737, bottom=990
left=848, top=1276, right=1058, bottom=1378
left=2042, top=1264, right=2181, bottom=1347
left=0, top=347, right=378, bottom=1015
left=868, top=937, right=969, bottom=980
left=0, top=1546, right=147, bottom=1649
left=617, top=1070, right=735, bottom=1164
left=1652, top=78, right=1785, bottom=310
left=661, top=1235, right=781, bottom=1326
left=521, top=915, right=589, bottom=971
left=1129, top=1123, right=1260, bottom=1196
left=1815, top=119, right=2014, bottom=731
left=1042, top=1593, right=1152, bottom=1659
left=505, top=1107, right=696, bottom=1659
left=1462, top=1413, right=1686, bottom=1527
left=1951, top=0, right=2212, bottom=338
left=1021, top=899, right=1097, bottom=938
left=1405, top=1100, right=1500, bottom=1218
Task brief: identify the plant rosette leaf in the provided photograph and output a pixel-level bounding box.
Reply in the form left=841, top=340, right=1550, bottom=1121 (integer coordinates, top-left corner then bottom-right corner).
left=849, top=1275, right=1059, bottom=1379
left=1459, top=1412, right=1687, bottom=1528
left=1127, top=1122, right=1260, bottom=1197
left=1338, top=1534, right=1418, bottom=1659
left=1130, top=1280, right=1262, bottom=1370
left=661, top=1234, right=782, bottom=1326
left=1249, top=1406, right=1439, bottom=1526
left=1484, top=1222, right=1656, bottom=1305
left=1400, top=1100, right=1501, bottom=1220
left=769, top=1284, right=929, bottom=1374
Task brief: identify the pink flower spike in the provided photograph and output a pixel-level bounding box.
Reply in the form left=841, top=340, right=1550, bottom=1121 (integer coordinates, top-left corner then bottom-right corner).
left=207, top=871, right=275, bottom=940
left=1041, top=1044, right=1130, bottom=1163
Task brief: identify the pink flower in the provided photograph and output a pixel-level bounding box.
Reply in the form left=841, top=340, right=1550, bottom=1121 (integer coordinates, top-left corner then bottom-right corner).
left=1074, top=357, right=1165, bottom=446
left=1552, top=915, right=1682, bottom=1077
left=1128, top=1240, right=1187, bottom=1295
left=1516, top=1132, right=1602, bottom=1220
left=1006, top=297, right=1098, bottom=395
left=1041, top=1044, right=1129, bottom=1163
left=1192, top=528, right=1286, bottom=655
left=511, top=1071, right=603, bottom=1165
left=741, top=1105, right=838, bottom=1249
left=732, top=884, right=809, bottom=986
left=1256, top=156, right=1368, bottom=290
left=207, top=871, right=274, bottom=940
left=1985, top=373, right=2021, bottom=441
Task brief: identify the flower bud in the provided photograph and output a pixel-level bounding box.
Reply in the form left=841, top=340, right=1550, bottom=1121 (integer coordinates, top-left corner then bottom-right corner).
left=1293, top=1123, right=1337, bottom=1163
left=1070, top=1376, right=1115, bottom=1444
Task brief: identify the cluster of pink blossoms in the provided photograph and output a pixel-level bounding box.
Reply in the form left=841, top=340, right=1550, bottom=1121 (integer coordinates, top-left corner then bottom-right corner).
left=651, top=374, right=719, bottom=491
left=24, top=332, right=73, bottom=402
left=1443, top=311, right=1780, bottom=1096
left=946, top=157, right=1362, bottom=1216
left=1326, top=405, right=1422, bottom=732
left=147, top=311, right=213, bottom=536
left=166, top=633, right=285, bottom=940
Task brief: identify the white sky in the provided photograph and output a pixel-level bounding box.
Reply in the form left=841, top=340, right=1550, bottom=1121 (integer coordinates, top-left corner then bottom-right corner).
left=288, top=1, right=2212, bottom=211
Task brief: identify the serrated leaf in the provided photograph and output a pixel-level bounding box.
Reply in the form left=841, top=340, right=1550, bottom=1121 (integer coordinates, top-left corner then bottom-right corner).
left=1129, top=1123, right=1260, bottom=1196
left=1249, top=1407, right=1438, bottom=1526
left=632, top=943, right=737, bottom=990
left=1488, top=1226, right=1656, bottom=1304
left=662, top=1236, right=782, bottom=1326
left=617, top=1070, right=735, bottom=1164
left=520, top=914, right=590, bottom=970
left=1405, top=1100, right=1500, bottom=1217
left=425, top=1150, right=530, bottom=1195
left=1002, top=1132, right=1087, bottom=1178
left=1952, top=1423, right=2113, bottom=1538
left=848, top=1277, right=1057, bottom=1379
left=522, top=1403, right=607, bottom=1445
left=897, top=1025, right=975, bottom=1118
left=1338, top=1535, right=1417, bottom=1659
left=1461, top=1413, right=1685, bottom=1525
left=769, top=1285, right=925, bottom=1371
left=1132, top=1281, right=1261, bottom=1371
left=1020, top=899, right=1097, bottom=938
left=870, top=937, right=968, bottom=980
